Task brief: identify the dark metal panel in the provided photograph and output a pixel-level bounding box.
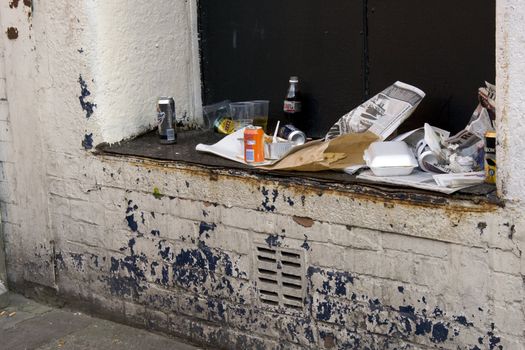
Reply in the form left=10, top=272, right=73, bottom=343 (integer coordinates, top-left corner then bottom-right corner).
left=367, top=0, right=495, bottom=134
left=198, top=0, right=364, bottom=138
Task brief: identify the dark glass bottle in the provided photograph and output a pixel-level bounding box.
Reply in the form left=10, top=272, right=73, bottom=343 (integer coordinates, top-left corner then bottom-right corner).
left=283, top=76, right=303, bottom=128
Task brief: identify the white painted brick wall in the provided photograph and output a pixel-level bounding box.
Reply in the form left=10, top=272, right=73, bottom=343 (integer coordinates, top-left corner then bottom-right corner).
left=24, top=155, right=519, bottom=348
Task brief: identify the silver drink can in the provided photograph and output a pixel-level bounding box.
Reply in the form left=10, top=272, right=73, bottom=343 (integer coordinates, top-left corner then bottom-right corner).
left=278, top=124, right=306, bottom=145
left=157, top=97, right=177, bottom=144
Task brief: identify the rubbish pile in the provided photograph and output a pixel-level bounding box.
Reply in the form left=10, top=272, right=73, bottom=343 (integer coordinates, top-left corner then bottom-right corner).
left=194, top=79, right=496, bottom=194
left=355, top=82, right=495, bottom=193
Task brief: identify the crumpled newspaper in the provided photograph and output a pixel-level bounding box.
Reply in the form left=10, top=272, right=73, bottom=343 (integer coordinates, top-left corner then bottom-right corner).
left=394, top=82, right=496, bottom=174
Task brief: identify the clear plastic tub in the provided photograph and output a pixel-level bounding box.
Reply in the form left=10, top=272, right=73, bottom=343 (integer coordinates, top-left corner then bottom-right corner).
left=363, top=141, right=418, bottom=176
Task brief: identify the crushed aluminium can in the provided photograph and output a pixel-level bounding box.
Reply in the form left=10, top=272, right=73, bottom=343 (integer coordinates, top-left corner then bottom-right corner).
left=213, top=115, right=236, bottom=134
left=277, top=124, right=306, bottom=145
left=484, top=131, right=496, bottom=184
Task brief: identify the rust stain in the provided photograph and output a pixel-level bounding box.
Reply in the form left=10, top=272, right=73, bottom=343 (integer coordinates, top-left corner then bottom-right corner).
left=6, top=27, right=18, bottom=40
left=97, top=153, right=501, bottom=214
left=23, top=0, right=31, bottom=7
left=293, top=216, right=314, bottom=228
left=9, top=0, right=20, bottom=8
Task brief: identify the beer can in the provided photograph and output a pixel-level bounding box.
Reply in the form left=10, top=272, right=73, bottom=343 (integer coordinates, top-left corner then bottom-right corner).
left=244, top=126, right=265, bottom=163
left=484, top=131, right=496, bottom=184
left=277, top=124, right=306, bottom=145
left=157, top=97, right=177, bottom=144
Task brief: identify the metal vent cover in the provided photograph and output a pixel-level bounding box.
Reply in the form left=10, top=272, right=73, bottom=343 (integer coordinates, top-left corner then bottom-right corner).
left=255, top=245, right=306, bottom=310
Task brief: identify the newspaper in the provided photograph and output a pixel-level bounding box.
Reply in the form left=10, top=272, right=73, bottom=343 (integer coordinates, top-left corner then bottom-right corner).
left=433, top=172, right=485, bottom=188
left=326, top=81, right=425, bottom=141
left=357, top=170, right=481, bottom=194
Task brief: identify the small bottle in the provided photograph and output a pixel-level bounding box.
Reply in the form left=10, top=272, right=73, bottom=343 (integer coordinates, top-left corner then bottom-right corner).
left=283, top=76, right=302, bottom=127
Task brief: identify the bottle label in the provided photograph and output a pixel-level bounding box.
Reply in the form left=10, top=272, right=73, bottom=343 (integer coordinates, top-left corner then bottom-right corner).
left=284, top=101, right=301, bottom=113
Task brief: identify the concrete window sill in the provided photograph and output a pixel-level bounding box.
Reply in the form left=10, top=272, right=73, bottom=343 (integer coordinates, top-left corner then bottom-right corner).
left=96, top=129, right=500, bottom=208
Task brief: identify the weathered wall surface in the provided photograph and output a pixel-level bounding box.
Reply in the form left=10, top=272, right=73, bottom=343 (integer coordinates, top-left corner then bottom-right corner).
left=0, top=1, right=524, bottom=349
left=0, top=17, right=7, bottom=284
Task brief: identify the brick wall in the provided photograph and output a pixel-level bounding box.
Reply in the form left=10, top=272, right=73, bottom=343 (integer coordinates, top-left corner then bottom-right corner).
left=37, top=154, right=523, bottom=349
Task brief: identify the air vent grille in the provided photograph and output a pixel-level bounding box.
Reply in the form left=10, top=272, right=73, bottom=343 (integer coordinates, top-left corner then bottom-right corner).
left=255, top=245, right=305, bottom=310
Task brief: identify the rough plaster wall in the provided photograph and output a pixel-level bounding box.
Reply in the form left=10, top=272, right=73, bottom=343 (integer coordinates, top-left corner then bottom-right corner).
left=0, top=0, right=54, bottom=287
left=0, top=0, right=523, bottom=349
left=91, top=0, right=202, bottom=143
left=496, top=0, right=525, bottom=202
left=0, top=22, right=7, bottom=283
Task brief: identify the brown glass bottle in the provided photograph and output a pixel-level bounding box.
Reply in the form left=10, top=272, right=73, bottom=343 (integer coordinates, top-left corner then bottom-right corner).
left=283, top=76, right=303, bottom=128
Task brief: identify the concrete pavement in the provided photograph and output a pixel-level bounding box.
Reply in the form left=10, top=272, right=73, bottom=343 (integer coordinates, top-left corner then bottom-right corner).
left=0, top=293, right=202, bottom=350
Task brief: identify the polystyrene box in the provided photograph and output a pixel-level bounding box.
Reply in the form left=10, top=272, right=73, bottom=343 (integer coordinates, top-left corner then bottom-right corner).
left=363, top=141, right=418, bottom=176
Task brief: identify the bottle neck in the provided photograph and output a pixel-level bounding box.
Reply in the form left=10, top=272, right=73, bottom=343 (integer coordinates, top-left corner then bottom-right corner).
left=287, top=82, right=299, bottom=98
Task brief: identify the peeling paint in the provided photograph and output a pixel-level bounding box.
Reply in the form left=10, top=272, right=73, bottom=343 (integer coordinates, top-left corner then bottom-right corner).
left=82, top=133, right=93, bottom=150
left=260, top=186, right=277, bottom=212
left=477, top=222, right=487, bottom=235
left=198, top=221, right=216, bottom=239
left=6, top=27, right=18, bottom=40
left=78, top=75, right=97, bottom=119
left=293, top=216, right=314, bottom=228
left=265, top=234, right=282, bottom=247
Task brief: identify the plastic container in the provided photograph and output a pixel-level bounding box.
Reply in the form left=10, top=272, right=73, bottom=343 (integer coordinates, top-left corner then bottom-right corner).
left=363, top=141, right=418, bottom=176
left=264, top=141, right=294, bottom=160
left=230, top=102, right=255, bottom=131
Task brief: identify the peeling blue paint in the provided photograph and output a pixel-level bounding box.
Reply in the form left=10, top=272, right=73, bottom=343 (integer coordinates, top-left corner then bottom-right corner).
left=82, top=133, right=93, bottom=150
left=487, top=324, right=502, bottom=350
left=199, top=221, right=217, bottom=239
left=157, top=240, right=173, bottom=262
left=78, top=74, right=97, bottom=119
left=431, top=322, right=449, bottom=343
left=301, top=236, right=310, bottom=250
left=260, top=186, right=276, bottom=212
left=126, top=215, right=138, bottom=232
left=415, top=319, right=433, bottom=336
left=316, top=301, right=332, bottom=321
left=125, top=201, right=139, bottom=232
left=265, top=234, right=282, bottom=247
left=69, top=252, right=84, bottom=270
left=161, top=265, right=169, bottom=285
left=105, top=238, right=148, bottom=298
left=454, top=315, right=473, bottom=327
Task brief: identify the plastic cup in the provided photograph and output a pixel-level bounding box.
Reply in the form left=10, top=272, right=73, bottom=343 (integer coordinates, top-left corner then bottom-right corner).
left=229, top=102, right=255, bottom=130
left=251, top=100, right=269, bottom=132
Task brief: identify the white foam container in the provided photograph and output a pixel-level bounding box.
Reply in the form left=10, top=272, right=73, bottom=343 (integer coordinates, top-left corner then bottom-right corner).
left=265, top=141, right=294, bottom=160
left=363, top=141, right=418, bottom=176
